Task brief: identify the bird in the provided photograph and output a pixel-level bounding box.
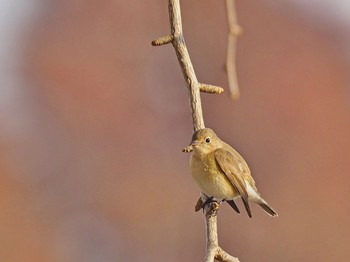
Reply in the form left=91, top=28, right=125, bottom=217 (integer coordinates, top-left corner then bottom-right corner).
left=183, top=128, right=277, bottom=218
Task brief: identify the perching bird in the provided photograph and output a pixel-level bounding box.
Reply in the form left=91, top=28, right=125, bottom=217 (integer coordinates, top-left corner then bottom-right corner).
left=184, top=128, right=277, bottom=218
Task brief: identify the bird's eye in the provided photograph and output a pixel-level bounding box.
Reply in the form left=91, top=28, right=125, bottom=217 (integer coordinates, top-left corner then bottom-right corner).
left=205, top=137, right=211, bottom=143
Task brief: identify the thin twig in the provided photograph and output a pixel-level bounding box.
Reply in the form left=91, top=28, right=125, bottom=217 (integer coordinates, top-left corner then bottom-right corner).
left=152, top=1, right=240, bottom=261
left=152, top=35, right=173, bottom=46
left=199, top=83, right=224, bottom=94
left=226, top=0, right=242, bottom=99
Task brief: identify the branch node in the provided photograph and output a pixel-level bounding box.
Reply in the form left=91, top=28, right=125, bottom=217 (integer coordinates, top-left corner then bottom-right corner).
left=151, top=35, right=173, bottom=46
left=216, top=247, right=241, bottom=262
left=199, top=84, right=224, bottom=94
left=229, top=24, right=243, bottom=36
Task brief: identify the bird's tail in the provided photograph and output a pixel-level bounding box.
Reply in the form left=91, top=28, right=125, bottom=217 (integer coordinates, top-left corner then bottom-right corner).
left=258, top=199, right=278, bottom=217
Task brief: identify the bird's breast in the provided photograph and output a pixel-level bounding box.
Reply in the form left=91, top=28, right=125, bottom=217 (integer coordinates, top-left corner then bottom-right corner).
left=190, top=153, right=239, bottom=200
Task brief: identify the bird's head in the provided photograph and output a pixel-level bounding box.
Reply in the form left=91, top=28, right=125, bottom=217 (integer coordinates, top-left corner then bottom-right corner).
left=189, top=128, right=222, bottom=154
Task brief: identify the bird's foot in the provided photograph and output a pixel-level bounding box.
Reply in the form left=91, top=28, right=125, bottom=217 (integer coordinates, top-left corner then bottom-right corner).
left=195, top=197, right=221, bottom=213
left=202, top=197, right=215, bottom=208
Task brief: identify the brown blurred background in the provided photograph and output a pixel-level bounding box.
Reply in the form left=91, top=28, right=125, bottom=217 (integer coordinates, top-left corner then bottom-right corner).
left=1, top=0, right=350, bottom=261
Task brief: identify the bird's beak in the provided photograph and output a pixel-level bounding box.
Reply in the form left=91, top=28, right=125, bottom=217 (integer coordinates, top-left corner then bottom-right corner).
left=190, top=140, right=200, bottom=147
left=181, top=140, right=200, bottom=153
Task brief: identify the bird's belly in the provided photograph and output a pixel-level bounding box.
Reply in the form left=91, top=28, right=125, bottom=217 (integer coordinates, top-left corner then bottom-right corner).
left=190, top=156, right=239, bottom=200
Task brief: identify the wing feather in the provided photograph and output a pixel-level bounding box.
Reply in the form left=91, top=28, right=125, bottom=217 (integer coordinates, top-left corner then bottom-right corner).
left=215, top=148, right=252, bottom=218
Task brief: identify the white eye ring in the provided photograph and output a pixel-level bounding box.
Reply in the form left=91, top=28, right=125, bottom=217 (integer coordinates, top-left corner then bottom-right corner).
left=205, top=137, right=211, bottom=143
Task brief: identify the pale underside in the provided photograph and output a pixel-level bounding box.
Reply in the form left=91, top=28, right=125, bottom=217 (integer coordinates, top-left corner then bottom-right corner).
left=190, top=152, right=260, bottom=201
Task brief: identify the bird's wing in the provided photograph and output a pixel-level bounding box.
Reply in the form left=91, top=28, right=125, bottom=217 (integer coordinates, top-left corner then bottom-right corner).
left=214, top=148, right=252, bottom=218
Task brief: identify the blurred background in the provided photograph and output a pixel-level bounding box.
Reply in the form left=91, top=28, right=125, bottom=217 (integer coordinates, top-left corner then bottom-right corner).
left=1, top=0, right=350, bottom=261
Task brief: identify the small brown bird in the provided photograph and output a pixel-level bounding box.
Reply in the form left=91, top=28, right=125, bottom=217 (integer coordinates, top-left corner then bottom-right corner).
left=185, top=128, right=277, bottom=218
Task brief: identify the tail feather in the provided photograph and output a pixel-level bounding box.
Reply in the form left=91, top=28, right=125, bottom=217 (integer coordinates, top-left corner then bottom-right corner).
left=241, top=197, right=252, bottom=218
left=227, top=200, right=240, bottom=214
left=258, top=200, right=278, bottom=217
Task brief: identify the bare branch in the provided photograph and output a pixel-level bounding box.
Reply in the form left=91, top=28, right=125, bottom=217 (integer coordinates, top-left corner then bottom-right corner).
left=204, top=202, right=220, bottom=262
left=153, top=1, right=240, bottom=261
left=204, top=201, right=240, bottom=262
left=168, top=0, right=205, bottom=131
left=152, top=0, right=226, bottom=131
left=226, top=0, right=242, bottom=100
